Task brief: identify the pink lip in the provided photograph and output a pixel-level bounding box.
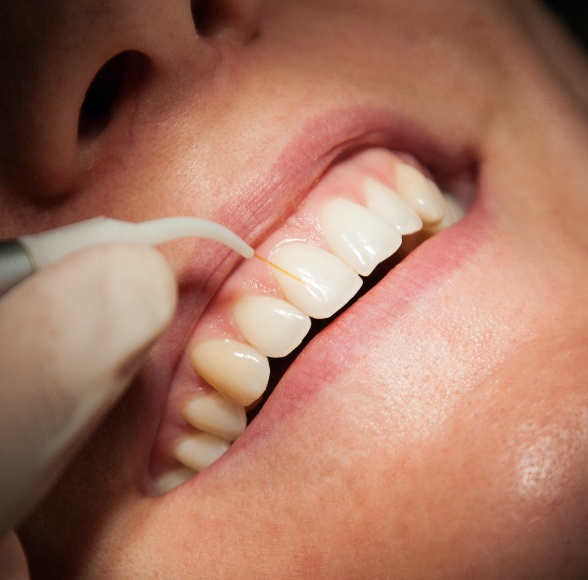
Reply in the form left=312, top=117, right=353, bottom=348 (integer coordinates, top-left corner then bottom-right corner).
left=225, top=107, right=474, bottom=250
left=237, top=210, right=488, bottom=448
left=143, top=105, right=478, bottom=481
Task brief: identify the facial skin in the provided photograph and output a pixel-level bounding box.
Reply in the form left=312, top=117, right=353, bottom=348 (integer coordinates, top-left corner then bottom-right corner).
left=2, top=0, right=588, bottom=576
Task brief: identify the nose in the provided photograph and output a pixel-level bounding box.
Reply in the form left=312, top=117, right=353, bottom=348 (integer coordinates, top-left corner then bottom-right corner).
left=0, top=0, right=260, bottom=200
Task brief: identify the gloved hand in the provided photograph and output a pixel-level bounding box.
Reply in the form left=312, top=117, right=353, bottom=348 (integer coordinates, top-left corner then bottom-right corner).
left=0, top=244, right=176, bottom=575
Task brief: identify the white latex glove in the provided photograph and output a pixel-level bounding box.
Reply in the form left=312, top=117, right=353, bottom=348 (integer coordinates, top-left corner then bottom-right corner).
left=0, top=244, right=176, bottom=576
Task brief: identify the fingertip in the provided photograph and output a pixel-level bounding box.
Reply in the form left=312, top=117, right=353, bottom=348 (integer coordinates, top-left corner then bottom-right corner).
left=0, top=243, right=178, bottom=531
left=95, top=244, right=178, bottom=335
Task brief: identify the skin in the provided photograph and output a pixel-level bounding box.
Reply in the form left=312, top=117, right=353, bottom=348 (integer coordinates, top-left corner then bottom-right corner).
left=1, top=0, right=588, bottom=576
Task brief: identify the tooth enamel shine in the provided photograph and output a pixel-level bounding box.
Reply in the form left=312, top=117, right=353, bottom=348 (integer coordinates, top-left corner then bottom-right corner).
left=173, top=433, right=231, bottom=473
left=364, top=176, right=423, bottom=235
left=395, top=162, right=446, bottom=225
left=233, top=296, right=311, bottom=358
left=270, top=243, right=362, bottom=319
left=320, top=198, right=402, bottom=276
left=190, top=339, right=270, bottom=406
left=182, top=392, right=247, bottom=441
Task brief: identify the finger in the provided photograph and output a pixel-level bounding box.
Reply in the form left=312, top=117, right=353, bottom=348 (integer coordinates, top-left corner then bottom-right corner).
left=0, top=244, right=176, bottom=533
left=0, top=531, right=29, bottom=579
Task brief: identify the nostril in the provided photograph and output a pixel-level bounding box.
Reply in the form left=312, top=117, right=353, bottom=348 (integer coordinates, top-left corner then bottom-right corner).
left=79, top=51, right=148, bottom=138
left=190, top=0, right=217, bottom=36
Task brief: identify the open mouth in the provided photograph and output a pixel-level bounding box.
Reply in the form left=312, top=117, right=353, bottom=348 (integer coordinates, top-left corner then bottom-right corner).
left=149, top=147, right=471, bottom=494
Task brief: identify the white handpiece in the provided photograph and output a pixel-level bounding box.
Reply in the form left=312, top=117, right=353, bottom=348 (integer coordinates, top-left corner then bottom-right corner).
left=0, top=217, right=254, bottom=296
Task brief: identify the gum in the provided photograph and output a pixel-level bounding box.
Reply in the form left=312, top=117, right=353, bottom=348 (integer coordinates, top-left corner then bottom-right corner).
left=189, top=149, right=417, bottom=338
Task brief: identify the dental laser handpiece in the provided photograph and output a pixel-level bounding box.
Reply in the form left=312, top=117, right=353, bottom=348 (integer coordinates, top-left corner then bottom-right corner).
left=0, top=217, right=254, bottom=297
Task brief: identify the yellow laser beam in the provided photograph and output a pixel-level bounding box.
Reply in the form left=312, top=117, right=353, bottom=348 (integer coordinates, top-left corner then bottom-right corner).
left=254, top=253, right=305, bottom=285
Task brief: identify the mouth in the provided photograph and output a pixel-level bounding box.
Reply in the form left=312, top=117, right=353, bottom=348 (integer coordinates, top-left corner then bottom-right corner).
left=147, top=142, right=475, bottom=494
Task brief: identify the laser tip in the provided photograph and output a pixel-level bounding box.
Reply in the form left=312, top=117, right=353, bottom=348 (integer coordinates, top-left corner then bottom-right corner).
left=254, top=253, right=305, bottom=285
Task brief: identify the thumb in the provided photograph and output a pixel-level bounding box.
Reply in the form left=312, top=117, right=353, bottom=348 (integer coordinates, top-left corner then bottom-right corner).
left=0, top=243, right=177, bottom=533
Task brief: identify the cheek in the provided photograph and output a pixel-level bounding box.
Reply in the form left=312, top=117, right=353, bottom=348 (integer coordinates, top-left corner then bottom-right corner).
left=269, top=232, right=588, bottom=571
left=498, top=349, right=588, bottom=520
left=425, top=335, right=588, bottom=573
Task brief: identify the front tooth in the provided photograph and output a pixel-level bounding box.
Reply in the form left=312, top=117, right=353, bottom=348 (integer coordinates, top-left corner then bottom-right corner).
left=270, top=243, right=362, bottom=319
left=233, top=296, right=311, bottom=358
left=364, top=176, right=423, bottom=235
left=182, top=392, right=247, bottom=441
left=395, top=162, right=446, bottom=225
left=190, top=339, right=270, bottom=406
left=153, top=467, right=197, bottom=494
left=320, top=198, right=402, bottom=276
left=172, top=433, right=230, bottom=472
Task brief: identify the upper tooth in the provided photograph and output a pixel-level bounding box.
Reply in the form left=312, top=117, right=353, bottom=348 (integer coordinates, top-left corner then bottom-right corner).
left=153, top=467, right=196, bottom=495
left=364, top=176, right=423, bottom=235
left=182, top=392, right=247, bottom=441
left=395, top=162, right=446, bottom=225
left=189, top=339, right=270, bottom=406
left=320, top=198, right=402, bottom=276
left=425, top=193, right=466, bottom=233
left=270, top=243, right=362, bottom=319
left=233, top=296, right=311, bottom=358
left=172, top=433, right=230, bottom=472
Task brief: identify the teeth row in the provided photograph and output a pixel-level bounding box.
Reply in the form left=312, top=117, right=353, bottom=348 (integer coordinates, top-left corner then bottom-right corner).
left=160, top=158, right=463, bottom=490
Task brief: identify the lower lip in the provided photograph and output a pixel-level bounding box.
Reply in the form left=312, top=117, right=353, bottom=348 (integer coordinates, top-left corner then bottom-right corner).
left=228, top=206, right=488, bottom=454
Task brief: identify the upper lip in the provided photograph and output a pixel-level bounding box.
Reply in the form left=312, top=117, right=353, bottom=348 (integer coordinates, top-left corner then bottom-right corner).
left=233, top=107, right=473, bottom=252
left=145, top=104, right=476, bottom=440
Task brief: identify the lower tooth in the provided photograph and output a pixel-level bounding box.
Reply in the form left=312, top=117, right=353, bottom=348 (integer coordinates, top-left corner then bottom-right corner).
left=270, top=243, right=362, bottom=319
left=172, top=433, right=230, bottom=472
left=395, top=162, right=446, bottom=225
left=233, top=296, right=311, bottom=358
left=182, top=392, right=247, bottom=441
left=190, top=339, right=270, bottom=406
left=364, top=176, right=423, bottom=235
left=153, top=467, right=197, bottom=495
left=320, top=198, right=402, bottom=276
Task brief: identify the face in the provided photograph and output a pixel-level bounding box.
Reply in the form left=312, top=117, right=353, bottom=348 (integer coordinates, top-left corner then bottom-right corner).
left=4, top=0, right=588, bottom=575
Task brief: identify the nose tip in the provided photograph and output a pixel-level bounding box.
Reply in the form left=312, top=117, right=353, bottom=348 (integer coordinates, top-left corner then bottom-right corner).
left=0, top=0, right=261, bottom=201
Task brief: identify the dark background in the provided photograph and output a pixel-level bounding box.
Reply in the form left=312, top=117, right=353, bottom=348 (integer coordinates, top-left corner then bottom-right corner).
left=542, top=0, right=588, bottom=50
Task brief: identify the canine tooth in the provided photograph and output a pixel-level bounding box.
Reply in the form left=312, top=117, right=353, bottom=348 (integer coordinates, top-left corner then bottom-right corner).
left=395, top=162, right=446, bottom=225
left=173, top=433, right=230, bottom=472
left=426, top=193, right=466, bottom=233
left=233, top=296, right=311, bottom=358
left=153, top=467, right=197, bottom=494
left=321, top=198, right=402, bottom=276
left=364, top=177, right=423, bottom=235
left=270, top=243, right=362, bottom=319
left=182, top=392, right=246, bottom=441
left=190, top=339, right=270, bottom=406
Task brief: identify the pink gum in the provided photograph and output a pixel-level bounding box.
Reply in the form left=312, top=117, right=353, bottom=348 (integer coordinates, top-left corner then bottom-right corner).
left=189, top=147, right=416, bottom=342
